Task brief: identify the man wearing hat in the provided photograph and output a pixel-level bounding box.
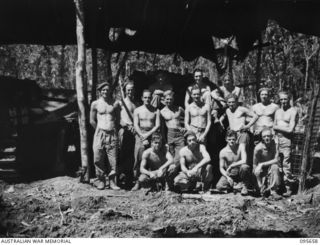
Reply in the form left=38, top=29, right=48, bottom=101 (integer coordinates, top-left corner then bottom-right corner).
left=251, top=88, right=279, bottom=143
left=174, top=130, right=213, bottom=192
left=90, top=82, right=121, bottom=190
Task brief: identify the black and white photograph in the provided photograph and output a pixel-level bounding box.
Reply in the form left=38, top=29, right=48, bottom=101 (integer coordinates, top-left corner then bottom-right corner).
left=0, top=0, right=320, bottom=240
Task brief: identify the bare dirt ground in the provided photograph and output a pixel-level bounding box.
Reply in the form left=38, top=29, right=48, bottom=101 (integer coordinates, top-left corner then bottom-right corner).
left=0, top=176, right=320, bottom=238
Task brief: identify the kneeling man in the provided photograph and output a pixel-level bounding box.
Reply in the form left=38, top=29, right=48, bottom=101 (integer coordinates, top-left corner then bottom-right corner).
left=216, top=130, right=251, bottom=195
left=253, top=128, right=282, bottom=199
left=174, top=131, right=213, bottom=192
left=135, top=133, right=174, bottom=190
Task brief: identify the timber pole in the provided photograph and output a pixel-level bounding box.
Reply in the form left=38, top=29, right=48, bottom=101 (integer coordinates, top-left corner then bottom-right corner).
left=74, top=0, right=90, bottom=182
left=255, top=36, right=262, bottom=101
left=299, top=83, right=320, bottom=192
left=91, top=48, right=98, bottom=102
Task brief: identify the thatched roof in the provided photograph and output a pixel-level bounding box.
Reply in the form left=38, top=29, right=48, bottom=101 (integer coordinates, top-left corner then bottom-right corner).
left=0, top=0, right=319, bottom=62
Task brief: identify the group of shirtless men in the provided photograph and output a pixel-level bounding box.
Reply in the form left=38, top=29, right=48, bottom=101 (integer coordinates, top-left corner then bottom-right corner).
left=90, top=68, right=298, bottom=199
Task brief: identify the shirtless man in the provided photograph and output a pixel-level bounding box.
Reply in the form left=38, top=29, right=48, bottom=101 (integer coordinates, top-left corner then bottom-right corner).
left=160, top=91, right=185, bottom=189
left=174, top=131, right=213, bottom=192
left=185, top=86, right=211, bottom=144
left=253, top=128, right=282, bottom=199
left=216, top=130, right=251, bottom=195
left=90, top=82, right=121, bottom=190
left=252, top=88, right=279, bottom=143
left=211, top=73, right=244, bottom=106
left=118, top=81, right=138, bottom=187
left=185, top=68, right=211, bottom=108
left=149, top=72, right=173, bottom=109
left=274, top=91, right=298, bottom=196
left=135, top=133, right=174, bottom=190
left=220, top=94, right=258, bottom=147
left=132, top=89, right=160, bottom=190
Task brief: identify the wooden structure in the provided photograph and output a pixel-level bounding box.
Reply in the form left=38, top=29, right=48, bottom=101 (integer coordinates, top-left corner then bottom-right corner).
left=0, top=77, right=80, bottom=181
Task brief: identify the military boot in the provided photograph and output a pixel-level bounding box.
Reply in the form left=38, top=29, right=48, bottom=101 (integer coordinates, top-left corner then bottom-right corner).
left=109, top=175, right=120, bottom=190
left=93, top=176, right=105, bottom=190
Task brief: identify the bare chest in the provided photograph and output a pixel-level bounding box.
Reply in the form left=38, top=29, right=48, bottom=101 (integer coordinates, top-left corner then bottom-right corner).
left=255, top=104, right=277, bottom=117
left=162, top=108, right=181, bottom=121
left=190, top=105, right=207, bottom=117
left=277, top=109, right=292, bottom=123
left=122, top=100, right=136, bottom=113
left=97, top=101, right=116, bottom=115
left=139, top=108, right=157, bottom=121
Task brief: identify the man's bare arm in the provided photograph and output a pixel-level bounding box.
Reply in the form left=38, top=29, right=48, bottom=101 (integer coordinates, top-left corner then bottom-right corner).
left=89, top=102, right=97, bottom=129
left=140, top=150, right=152, bottom=177
left=159, top=151, right=174, bottom=171
left=133, top=108, right=144, bottom=137
left=184, top=106, right=191, bottom=130
left=228, top=144, right=247, bottom=170
left=192, top=145, right=211, bottom=171
left=202, top=105, right=212, bottom=137
left=180, top=150, right=189, bottom=174
left=252, top=147, right=260, bottom=171
left=144, top=109, right=160, bottom=139
left=242, top=107, right=258, bottom=130
left=219, top=151, right=228, bottom=178
left=184, top=88, right=191, bottom=109
left=274, top=109, right=298, bottom=134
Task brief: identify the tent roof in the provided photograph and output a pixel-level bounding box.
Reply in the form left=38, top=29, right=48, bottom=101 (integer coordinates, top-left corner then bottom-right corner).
left=0, top=0, right=319, bottom=62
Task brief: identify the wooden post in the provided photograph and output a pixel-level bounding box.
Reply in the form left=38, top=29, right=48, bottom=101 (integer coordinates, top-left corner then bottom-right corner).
left=91, top=48, right=98, bottom=102
left=299, top=83, right=320, bottom=192
left=74, top=0, right=90, bottom=182
left=255, top=37, right=262, bottom=101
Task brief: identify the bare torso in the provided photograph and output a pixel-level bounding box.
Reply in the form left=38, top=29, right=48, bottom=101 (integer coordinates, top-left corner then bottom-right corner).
left=136, top=105, right=157, bottom=130
left=255, top=141, right=277, bottom=164
left=252, top=103, right=279, bottom=133
left=146, top=148, right=168, bottom=171
left=95, top=98, right=118, bottom=131
left=120, top=97, right=137, bottom=127
left=180, top=145, right=204, bottom=169
left=275, top=108, right=296, bottom=132
left=189, top=102, right=209, bottom=129
left=226, top=106, right=247, bottom=131
left=161, top=106, right=183, bottom=129
left=220, top=145, right=241, bottom=169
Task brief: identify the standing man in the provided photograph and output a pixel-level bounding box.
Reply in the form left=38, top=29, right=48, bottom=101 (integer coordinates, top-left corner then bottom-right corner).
left=118, top=81, right=138, bottom=188
left=135, top=133, right=174, bottom=190
left=216, top=130, right=251, bottom=195
left=90, top=82, right=121, bottom=190
left=185, top=68, right=211, bottom=108
left=274, top=91, right=298, bottom=196
left=174, top=131, right=213, bottom=192
left=220, top=94, right=258, bottom=147
left=252, top=88, right=279, bottom=143
left=132, top=89, right=160, bottom=190
left=212, top=73, right=244, bottom=106
left=160, top=91, right=185, bottom=189
left=149, top=72, right=173, bottom=109
left=253, top=128, right=282, bottom=199
left=185, top=86, right=211, bottom=144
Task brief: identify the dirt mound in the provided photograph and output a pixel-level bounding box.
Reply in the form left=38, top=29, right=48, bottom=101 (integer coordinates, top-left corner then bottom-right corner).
left=0, top=176, right=319, bottom=237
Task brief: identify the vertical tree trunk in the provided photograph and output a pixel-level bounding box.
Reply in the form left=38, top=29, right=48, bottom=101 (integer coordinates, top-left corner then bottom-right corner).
left=255, top=40, right=262, bottom=100
left=299, top=82, right=320, bottom=192
left=74, top=0, right=90, bottom=182
left=91, top=48, right=98, bottom=102
left=304, top=58, right=309, bottom=92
